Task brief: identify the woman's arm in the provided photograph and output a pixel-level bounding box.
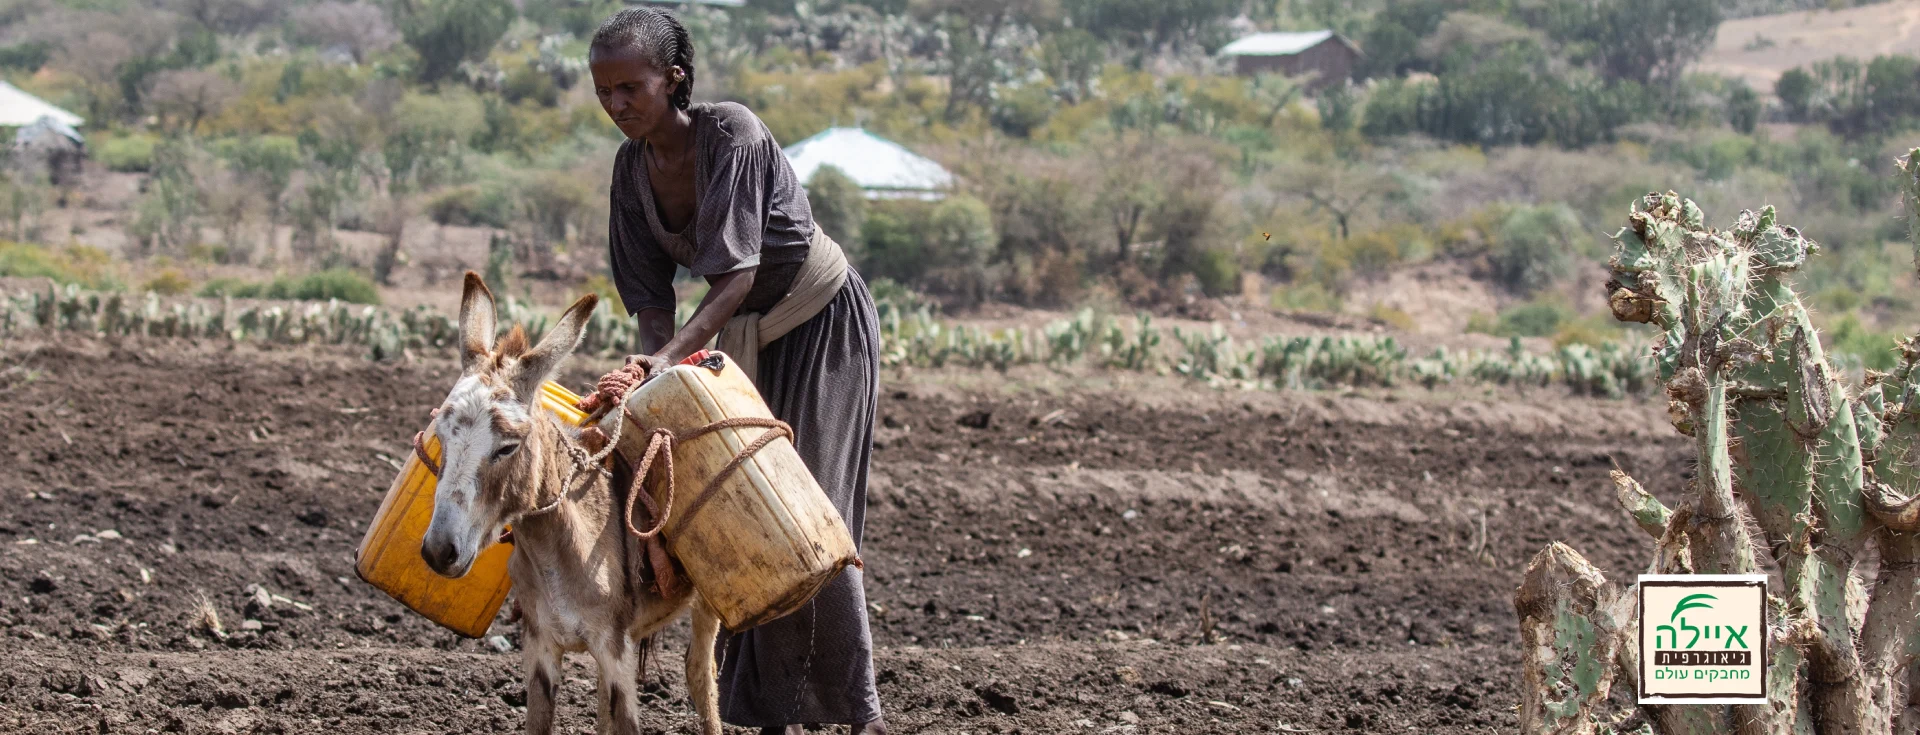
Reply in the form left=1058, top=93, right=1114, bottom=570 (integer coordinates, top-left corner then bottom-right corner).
left=630, top=268, right=756, bottom=372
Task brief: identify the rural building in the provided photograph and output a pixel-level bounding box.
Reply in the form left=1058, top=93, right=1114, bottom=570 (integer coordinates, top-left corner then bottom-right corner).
left=782, top=127, right=954, bottom=201
left=1218, top=30, right=1363, bottom=88
left=1, top=81, right=86, bottom=185
left=0, top=81, right=83, bottom=129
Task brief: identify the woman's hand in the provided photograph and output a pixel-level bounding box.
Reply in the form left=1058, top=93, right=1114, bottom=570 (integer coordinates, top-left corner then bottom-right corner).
left=624, top=353, right=670, bottom=379
left=630, top=269, right=755, bottom=376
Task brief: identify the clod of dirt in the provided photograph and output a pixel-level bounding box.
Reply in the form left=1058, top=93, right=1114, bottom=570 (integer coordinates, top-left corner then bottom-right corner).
left=244, top=587, right=272, bottom=618
left=295, top=509, right=329, bottom=528
left=487, top=636, right=512, bottom=653
left=957, top=410, right=993, bottom=429
left=1149, top=680, right=1191, bottom=697
left=28, top=576, right=55, bottom=594
left=975, top=682, right=1019, bottom=714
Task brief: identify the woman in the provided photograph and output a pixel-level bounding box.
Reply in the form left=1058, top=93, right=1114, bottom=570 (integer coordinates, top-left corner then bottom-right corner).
left=587, top=8, right=888, bottom=735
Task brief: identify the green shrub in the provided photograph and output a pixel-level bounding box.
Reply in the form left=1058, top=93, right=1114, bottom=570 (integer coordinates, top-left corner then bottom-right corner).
left=1270, top=282, right=1343, bottom=312
left=198, top=277, right=258, bottom=298
left=0, top=41, right=49, bottom=71
left=926, top=195, right=996, bottom=269
left=1491, top=204, right=1582, bottom=294
left=806, top=165, right=867, bottom=254
left=1493, top=301, right=1572, bottom=338
left=862, top=203, right=932, bottom=283
left=868, top=276, right=934, bottom=314
left=1369, top=303, right=1416, bottom=331
left=426, top=184, right=514, bottom=228
left=195, top=270, right=381, bottom=304
left=1551, top=314, right=1624, bottom=348
left=0, top=242, right=121, bottom=289
left=274, top=269, right=381, bottom=304
left=96, top=133, right=159, bottom=173
left=1464, top=311, right=1498, bottom=334
left=1823, top=312, right=1902, bottom=371
left=141, top=268, right=193, bottom=295
left=1188, top=247, right=1241, bottom=297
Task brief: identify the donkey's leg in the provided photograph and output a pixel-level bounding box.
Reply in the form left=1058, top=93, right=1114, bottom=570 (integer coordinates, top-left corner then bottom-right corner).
left=523, top=633, right=564, bottom=735
left=589, top=633, right=643, bottom=735
left=687, top=600, right=723, bottom=735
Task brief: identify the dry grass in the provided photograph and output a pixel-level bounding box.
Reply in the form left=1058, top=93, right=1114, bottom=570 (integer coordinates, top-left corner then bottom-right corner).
left=193, top=592, right=225, bottom=639
left=1694, top=1, right=1920, bottom=91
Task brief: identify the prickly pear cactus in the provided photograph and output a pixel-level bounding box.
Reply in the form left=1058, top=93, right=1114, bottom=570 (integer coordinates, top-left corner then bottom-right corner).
left=1519, top=174, right=1920, bottom=735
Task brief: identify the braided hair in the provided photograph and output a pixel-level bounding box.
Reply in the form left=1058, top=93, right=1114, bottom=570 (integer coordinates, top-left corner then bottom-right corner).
left=589, top=7, right=696, bottom=111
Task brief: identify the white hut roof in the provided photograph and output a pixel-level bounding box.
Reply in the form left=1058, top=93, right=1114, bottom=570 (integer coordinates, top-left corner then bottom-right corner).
left=1219, top=30, right=1345, bottom=57
left=0, top=81, right=83, bottom=128
left=783, top=127, right=953, bottom=199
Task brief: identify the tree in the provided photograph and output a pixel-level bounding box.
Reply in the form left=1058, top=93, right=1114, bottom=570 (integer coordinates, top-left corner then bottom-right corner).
left=1038, top=27, right=1102, bottom=104
left=1248, top=72, right=1302, bottom=128
left=392, top=0, right=514, bottom=85
left=1093, top=134, right=1163, bottom=265
left=1490, top=203, right=1581, bottom=294
left=145, top=68, right=239, bottom=133
left=218, top=136, right=300, bottom=256
left=53, top=31, right=134, bottom=123
left=1861, top=54, right=1920, bottom=133
left=1282, top=159, right=1397, bottom=241
left=1776, top=67, right=1816, bottom=122
left=1727, top=80, right=1761, bottom=133
left=924, top=194, right=997, bottom=304
left=1316, top=82, right=1357, bottom=133
left=1551, top=0, right=1719, bottom=86
left=916, top=0, right=1056, bottom=122
left=1062, top=0, right=1238, bottom=58
left=288, top=2, right=400, bottom=64
left=171, top=0, right=281, bottom=35
left=805, top=165, right=867, bottom=257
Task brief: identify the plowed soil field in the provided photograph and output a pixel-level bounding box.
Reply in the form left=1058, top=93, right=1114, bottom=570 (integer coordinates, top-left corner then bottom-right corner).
left=0, top=336, right=1688, bottom=734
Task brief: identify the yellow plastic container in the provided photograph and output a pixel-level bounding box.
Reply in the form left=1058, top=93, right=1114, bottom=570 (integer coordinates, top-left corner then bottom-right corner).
left=616, top=352, right=860, bottom=631
left=355, top=381, right=587, bottom=638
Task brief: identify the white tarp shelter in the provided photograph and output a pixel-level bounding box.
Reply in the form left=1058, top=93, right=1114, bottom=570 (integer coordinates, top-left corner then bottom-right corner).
left=782, top=127, right=953, bottom=200
left=0, top=81, right=84, bottom=128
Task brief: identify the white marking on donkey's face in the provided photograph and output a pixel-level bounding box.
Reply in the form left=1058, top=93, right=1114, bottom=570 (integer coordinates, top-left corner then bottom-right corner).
left=420, top=374, right=530, bottom=577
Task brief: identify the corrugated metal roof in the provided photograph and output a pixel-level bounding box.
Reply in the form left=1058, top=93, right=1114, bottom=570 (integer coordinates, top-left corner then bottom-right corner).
left=0, top=81, right=84, bottom=128
left=1218, top=30, right=1338, bottom=57
left=783, top=127, right=954, bottom=199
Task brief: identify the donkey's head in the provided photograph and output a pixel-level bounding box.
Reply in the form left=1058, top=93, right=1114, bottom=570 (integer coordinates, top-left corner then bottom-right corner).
left=421, top=272, right=598, bottom=578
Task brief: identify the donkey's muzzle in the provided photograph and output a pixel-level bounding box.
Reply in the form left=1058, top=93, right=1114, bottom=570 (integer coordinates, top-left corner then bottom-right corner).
left=421, top=536, right=464, bottom=577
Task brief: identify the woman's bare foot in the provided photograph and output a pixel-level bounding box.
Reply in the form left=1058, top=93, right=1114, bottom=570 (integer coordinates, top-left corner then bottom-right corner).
left=850, top=718, right=888, bottom=735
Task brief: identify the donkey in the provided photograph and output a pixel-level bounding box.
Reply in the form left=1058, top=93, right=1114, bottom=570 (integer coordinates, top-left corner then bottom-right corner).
left=420, top=272, right=722, bottom=735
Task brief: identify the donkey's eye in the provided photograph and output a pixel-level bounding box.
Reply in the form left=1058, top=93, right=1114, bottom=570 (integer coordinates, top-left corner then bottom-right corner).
left=493, top=443, right=520, bottom=460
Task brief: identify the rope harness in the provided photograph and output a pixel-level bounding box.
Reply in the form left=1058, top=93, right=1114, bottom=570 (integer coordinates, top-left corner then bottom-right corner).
left=409, top=352, right=850, bottom=598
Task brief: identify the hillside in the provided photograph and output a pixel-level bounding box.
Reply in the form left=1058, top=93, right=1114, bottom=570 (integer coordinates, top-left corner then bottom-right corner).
left=1694, top=0, right=1920, bottom=90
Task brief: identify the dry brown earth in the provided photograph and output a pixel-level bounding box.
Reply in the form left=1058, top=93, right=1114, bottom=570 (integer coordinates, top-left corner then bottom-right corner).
left=0, top=335, right=1689, bottom=733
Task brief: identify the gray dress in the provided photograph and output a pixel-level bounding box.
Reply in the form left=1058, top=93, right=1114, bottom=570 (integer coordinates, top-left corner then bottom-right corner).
left=606, top=102, right=883, bottom=728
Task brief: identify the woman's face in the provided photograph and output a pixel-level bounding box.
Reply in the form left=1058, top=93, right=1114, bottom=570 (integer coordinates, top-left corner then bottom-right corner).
left=590, top=46, right=677, bottom=141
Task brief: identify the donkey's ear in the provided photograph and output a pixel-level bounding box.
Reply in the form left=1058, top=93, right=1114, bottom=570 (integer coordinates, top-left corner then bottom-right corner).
left=511, top=293, right=599, bottom=398
left=458, top=271, right=498, bottom=372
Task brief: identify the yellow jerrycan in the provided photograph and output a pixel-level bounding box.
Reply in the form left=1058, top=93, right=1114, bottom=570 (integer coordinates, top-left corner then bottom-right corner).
left=612, top=350, right=860, bottom=632
left=355, top=381, right=587, bottom=638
